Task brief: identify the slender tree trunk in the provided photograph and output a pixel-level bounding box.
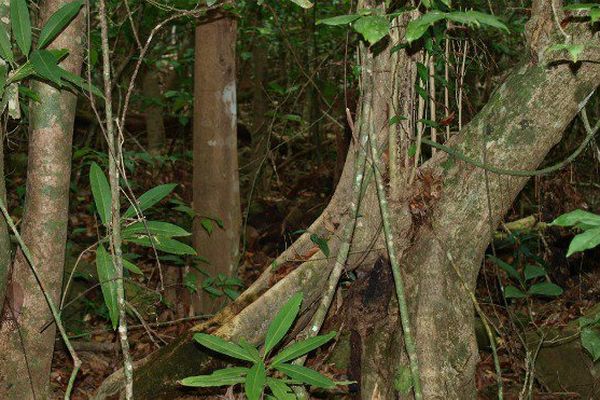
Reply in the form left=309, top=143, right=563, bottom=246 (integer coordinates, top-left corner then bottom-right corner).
left=0, top=0, right=11, bottom=314
left=142, top=68, right=166, bottom=155
left=0, top=1, right=85, bottom=398
left=192, top=14, right=241, bottom=314
left=93, top=2, right=600, bottom=398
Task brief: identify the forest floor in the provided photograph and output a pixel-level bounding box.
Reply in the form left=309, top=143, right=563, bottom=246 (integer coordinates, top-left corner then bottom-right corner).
left=6, top=122, right=597, bottom=399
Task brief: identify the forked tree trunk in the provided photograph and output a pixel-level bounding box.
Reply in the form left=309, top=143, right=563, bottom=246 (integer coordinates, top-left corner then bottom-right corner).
left=192, top=13, right=241, bottom=314
left=0, top=1, right=85, bottom=398
left=94, top=2, right=600, bottom=399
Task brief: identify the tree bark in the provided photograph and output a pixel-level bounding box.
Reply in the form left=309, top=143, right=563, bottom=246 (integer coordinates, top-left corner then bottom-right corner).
left=0, top=1, right=85, bottom=398
left=142, top=68, right=167, bottom=155
left=94, top=2, right=600, bottom=399
left=192, top=14, right=241, bottom=314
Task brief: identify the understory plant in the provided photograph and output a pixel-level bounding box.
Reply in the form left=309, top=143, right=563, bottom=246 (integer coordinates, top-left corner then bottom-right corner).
left=180, top=292, right=347, bottom=399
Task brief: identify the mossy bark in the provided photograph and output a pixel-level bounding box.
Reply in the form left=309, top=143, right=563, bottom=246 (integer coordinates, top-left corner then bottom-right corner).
left=0, top=1, right=85, bottom=398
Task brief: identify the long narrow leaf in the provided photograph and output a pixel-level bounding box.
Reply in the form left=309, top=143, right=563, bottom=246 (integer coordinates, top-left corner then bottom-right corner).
left=96, top=244, right=118, bottom=329
left=179, top=367, right=248, bottom=387
left=89, top=162, right=112, bottom=225
left=267, top=378, right=295, bottom=400
left=270, top=331, right=336, bottom=366
left=11, top=0, right=31, bottom=56
left=0, top=24, right=14, bottom=63
left=30, top=49, right=62, bottom=86
left=264, top=292, right=303, bottom=357
left=274, top=363, right=336, bottom=389
left=245, top=360, right=266, bottom=400
left=121, top=221, right=191, bottom=239
left=38, top=0, right=83, bottom=49
left=123, top=183, right=177, bottom=219
left=126, top=235, right=196, bottom=256
left=193, top=333, right=255, bottom=362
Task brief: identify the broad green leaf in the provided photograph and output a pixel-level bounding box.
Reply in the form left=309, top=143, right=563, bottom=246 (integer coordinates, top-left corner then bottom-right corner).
left=524, top=264, right=546, bottom=281
left=352, top=15, right=390, bottom=45
left=123, top=183, right=177, bottom=219
left=448, top=11, right=509, bottom=32
left=591, top=8, right=600, bottom=23
left=317, top=14, right=360, bottom=26
left=38, top=0, right=83, bottom=49
left=89, top=162, right=111, bottom=226
left=122, top=259, right=143, bottom=275
left=0, top=25, right=14, bottom=64
left=274, top=363, right=336, bottom=389
left=487, top=255, right=520, bottom=282
left=7, top=60, right=34, bottom=83
left=503, top=285, right=526, bottom=299
left=581, top=328, right=600, bottom=361
left=239, top=338, right=261, bottom=363
left=270, top=331, right=336, bottom=366
left=405, top=11, right=446, bottom=43
left=310, top=233, right=330, bottom=257
left=389, top=115, right=408, bottom=125
left=193, top=333, right=256, bottom=362
left=245, top=360, right=266, bottom=400
left=96, top=244, right=118, bottom=329
left=527, top=282, right=563, bottom=297
left=551, top=209, right=600, bottom=228
left=264, top=292, right=303, bottom=357
left=11, top=0, right=31, bottom=56
left=126, top=235, right=197, bottom=256
left=60, top=68, right=104, bottom=98
left=179, top=367, right=248, bottom=387
left=267, top=377, right=295, bottom=400
left=579, top=312, right=600, bottom=328
left=290, top=0, right=313, bottom=8
left=30, top=49, right=63, bottom=86
left=546, top=43, right=585, bottom=63
left=567, top=227, right=600, bottom=257
left=201, top=218, right=213, bottom=234
left=121, top=221, right=191, bottom=239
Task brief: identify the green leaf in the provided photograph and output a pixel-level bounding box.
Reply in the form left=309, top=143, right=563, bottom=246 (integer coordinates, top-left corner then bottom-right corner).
left=264, top=292, right=303, bottom=357
left=524, top=264, right=546, bottom=281
left=527, top=282, right=563, bottom=297
left=7, top=60, right=34, bottom=83
left=503, top=285, right=526, bottom=299
left=310, top=233, right=330, bottom=257
left=245, top=360, right=266, bottom=400
left=38, top=0, right=84, bottom=49
left=447, top=11, right=509, bottom=32
left=11, top=0, right=31, bottom=56
left=551, top=209, right=600, bottom=228
left=123, top=183, right=177, bottom=219
left=290, top=0, right=313, bottom=8
left=126, top=235, right=197, bottom=256
left=563, top=4, right=600, bottom=11
left=405, top=11, right=446, bottom=43
left=546, top=43, right=585, bottom=63
left=270, top=331, right=336, bottom=366
left=89, top=162, right=111, bottom=226
left=487, top=255, right=520, bottom=282
left=238, top=338, right=261, bottom=364
left=394, top=365, right=413, bottom=395
left=389, top=115, right=407, bottom=126
left=274, top=363, right=336, bottom=389
left=179, top=367, right=248, bottom=387
left=30, top=49, right=63, bottom=86
left=267, top=377, right=295, bottom=400
left=0, top=24, right=14, bottom=64
left=201, top=218, right=213, bottom=234
left=193, top=333, right=256, bottom=362
left=122, top=259, right=143, bottom=275
left=60, top=68, right=105, bottom=98
left=591, top=8, right=600, bottom=23
left=579, top=312, right=600, bottom=329
left=317, top=14, right=360, bottom=26
left=352, top=15, right=390, bottom=45
left=121, top=221, right=191, bottom=239
left=581, top=328, right=600, bottom=362
left=96, top=244, right=118, bottom=329
left=567, top=227, right=600, bottom=257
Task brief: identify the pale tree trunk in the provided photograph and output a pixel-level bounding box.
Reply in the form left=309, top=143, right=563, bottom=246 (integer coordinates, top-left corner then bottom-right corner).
left=0, top=0, right=11, bottom=314
left=142, top=68, right=166, bottom=155
left=93, top=2, right=600, bottom=399
left=192, top=14, right=241, bottom=314
left=0, top=1, right=85, bottom=398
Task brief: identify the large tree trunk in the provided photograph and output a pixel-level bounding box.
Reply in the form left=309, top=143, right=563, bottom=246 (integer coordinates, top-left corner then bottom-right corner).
left=0, top=1, right=85, bottom=398
left=142, top=68, right=167, bottom=155
left=94, top=2, right=600, bottom=399
left=192, top=14, right=241, bottom=314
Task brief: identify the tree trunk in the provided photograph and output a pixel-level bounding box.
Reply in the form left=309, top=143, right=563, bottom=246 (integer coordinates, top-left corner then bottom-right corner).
left=0, top=0, right=11, bottom=315
left=192, top=14, right=241, bottom=314
left=0, top=1, right=85, bottom=398
left=142, top=68, right=167, bottom=155
left=93, top=2, right=600, bottom=399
